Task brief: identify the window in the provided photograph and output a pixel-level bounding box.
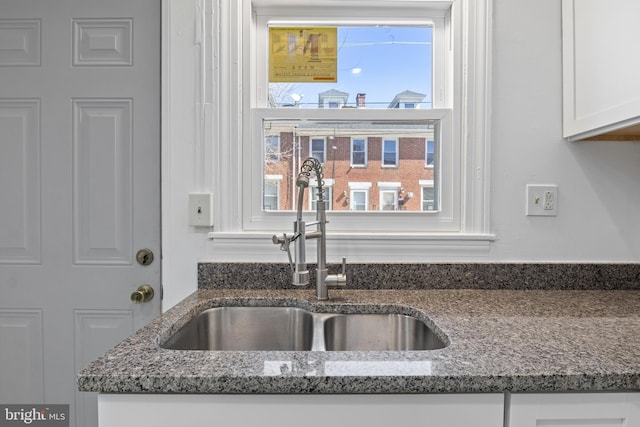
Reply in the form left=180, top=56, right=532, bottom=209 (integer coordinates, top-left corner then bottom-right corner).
left=351, top=138, right=367, bottom=167
left=382, top=139, right=398, bottom=167
left=263, top=178, right=280, bottom=210
left=310, top=180, right=333, bottom=210
left=350, top=190, right=368, bottom=211
left=378, top=182, right=401, bottom=211
left=205, top=0, right=493, bottom=251
left=421, top=180, right=436, bottom=211
left=310, top=138, right=325, bottom=163
left=426, top=140, right=435, bottom=167
left=379, top=188, right=398, bottom=211
left=258, top=117, right=436, bottom=213
left=265, top=135, right=280, bottom=161
left=349, top=182, right=372, bottom=211
left=247, top=5, right=455, bottom=232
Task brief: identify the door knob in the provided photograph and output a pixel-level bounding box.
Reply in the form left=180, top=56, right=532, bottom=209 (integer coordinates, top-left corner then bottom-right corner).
left=131, top=284, right=154, bottom=304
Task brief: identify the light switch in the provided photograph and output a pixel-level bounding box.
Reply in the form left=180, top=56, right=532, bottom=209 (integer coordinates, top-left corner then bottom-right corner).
left=188, top=192, right=214, bottom=226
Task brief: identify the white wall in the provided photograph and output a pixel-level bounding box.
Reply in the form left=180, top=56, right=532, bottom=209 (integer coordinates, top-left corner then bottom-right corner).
left=489, top=0, right=640, bottom=260
left=162, top=0, right=211, bottom=309
left=162, top=0, right=640, bottom=309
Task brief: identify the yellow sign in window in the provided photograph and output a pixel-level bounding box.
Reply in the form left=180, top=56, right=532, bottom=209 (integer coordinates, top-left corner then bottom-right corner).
left=269, top=27, right=337, bottom=83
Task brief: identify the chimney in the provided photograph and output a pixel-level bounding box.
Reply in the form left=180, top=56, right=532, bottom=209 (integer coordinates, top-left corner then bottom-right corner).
left=356, top=93, right=366, bottom=108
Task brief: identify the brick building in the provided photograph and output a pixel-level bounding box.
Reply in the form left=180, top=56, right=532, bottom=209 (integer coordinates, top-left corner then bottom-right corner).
left=263, top=90, right=436, bottom=212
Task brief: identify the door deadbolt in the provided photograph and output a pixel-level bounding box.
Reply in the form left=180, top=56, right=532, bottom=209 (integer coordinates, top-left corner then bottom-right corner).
left=131, top=285, right=154, bottom=304
left=136, top=249, right=154, bottom=266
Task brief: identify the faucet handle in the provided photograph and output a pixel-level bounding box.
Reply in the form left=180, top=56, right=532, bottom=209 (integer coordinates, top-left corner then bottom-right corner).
left=325, top=257, right=347, bottom=289
left=272, top=233, right=295, bottom=274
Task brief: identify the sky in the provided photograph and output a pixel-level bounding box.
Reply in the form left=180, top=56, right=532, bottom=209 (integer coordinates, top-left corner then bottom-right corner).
left=269, top=26, right=433, bottom=108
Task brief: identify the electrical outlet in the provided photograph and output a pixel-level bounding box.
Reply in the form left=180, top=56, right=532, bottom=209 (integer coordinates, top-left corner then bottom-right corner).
left=526, top=185, right=558, bottom=216
left=543, top=190, right=554, bottom=210
left=188, top=192, right=214, bottom=226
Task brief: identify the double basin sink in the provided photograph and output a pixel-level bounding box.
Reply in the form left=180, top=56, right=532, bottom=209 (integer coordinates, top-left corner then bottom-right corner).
left=161, top=306, right=447, bottom=352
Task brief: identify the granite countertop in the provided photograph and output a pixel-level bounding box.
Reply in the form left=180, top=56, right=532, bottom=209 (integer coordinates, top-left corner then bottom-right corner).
left=77, top=287, right=640, bottom=394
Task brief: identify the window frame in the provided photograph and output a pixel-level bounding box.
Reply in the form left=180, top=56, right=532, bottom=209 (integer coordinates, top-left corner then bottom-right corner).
left=421, top=180, right=436, bottom=211
left=382, top=138, right=399, bottom=168
left=350, top=189, right=368, bottom=211
left=249, top=108, right=454, bottom=232
left=425, top=139, right=435, bottom=168
left=349, top=182, right=372, bottom=211
left=244, top=3, right=458, bottom=233
left=379, top=186, right=400, bottom=211
left=310, top=179, right=333, bottom=210
left=310, top=137, right=326, bottom=163
left=201, top=0, right=494, bottom=258
left=350, top=138, right=367, bottom=167
left=263, top=177, right=281, bottom=210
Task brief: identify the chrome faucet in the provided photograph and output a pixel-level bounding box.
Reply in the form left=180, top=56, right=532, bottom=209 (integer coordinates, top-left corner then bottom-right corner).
left=272, top=157, right=346, bottom=300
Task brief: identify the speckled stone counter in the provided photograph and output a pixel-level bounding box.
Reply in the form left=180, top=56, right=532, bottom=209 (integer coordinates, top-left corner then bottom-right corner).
left=77, top=286, right=640, bottom=394
left=198, top=262, right=640, bottom=290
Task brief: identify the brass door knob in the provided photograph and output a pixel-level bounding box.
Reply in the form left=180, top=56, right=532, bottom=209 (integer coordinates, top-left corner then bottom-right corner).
left=131, top=284, right=154, bottom=304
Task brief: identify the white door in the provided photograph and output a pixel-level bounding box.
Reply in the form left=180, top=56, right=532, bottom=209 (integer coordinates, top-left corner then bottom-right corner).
left=0, top=0, right=161, bottom=426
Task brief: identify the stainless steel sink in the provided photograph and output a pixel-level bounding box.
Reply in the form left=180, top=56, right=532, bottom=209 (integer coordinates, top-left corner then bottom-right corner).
left=161, top=306, right=447, bottom=352
left=162, top=307, right=314, bottom=351
left=323, top=313, right=446, bottom=351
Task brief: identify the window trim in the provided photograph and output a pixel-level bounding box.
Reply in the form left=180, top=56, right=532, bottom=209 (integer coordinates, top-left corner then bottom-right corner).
left=198, top=0, right=495, bottom=259
left=244, top=3, right=457, bottom=233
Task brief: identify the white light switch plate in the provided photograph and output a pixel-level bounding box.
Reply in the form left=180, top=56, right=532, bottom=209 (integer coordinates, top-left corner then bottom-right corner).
left=188, top=192, right=214, bottom=226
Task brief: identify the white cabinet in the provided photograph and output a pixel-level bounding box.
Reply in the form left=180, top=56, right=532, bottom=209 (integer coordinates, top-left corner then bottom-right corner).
left=98, top=393, right=504, bottom=427
left=562, top=0, right=640, bottom=141
left=509, top=392, right=640, bottom=427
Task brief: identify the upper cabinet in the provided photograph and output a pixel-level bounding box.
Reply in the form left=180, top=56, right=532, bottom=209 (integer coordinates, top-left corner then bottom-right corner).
left=562, top=0, right=640, bottom=141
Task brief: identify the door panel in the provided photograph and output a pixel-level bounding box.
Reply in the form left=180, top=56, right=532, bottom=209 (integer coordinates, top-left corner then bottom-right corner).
left=0, top=310, right=44, bottom=402
left=0, top=1, right=161, bottom=426
left=0, top=99, right=41, bottom=263
left=73, top=310, right=135, bottom=426
left=73, top=98, right=133, bottom=264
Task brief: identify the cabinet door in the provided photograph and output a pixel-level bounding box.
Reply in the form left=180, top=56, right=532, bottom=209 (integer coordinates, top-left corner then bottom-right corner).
left=562, top=0, right=640, bottom=140
left=509, top=392, right=640, bottom=427
left=99, top=393, right=504, bottom=427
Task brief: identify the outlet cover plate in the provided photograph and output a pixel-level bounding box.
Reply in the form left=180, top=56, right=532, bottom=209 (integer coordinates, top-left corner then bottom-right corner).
left=526, top=185, right=558, bottom=216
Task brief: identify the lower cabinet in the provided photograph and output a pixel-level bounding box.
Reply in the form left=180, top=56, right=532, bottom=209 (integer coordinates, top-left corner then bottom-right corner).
left=509, top=393, right=640, bottom=427
left=98, top=391, right=640, bottom=427
left=98, top=393, right=504, bottom=427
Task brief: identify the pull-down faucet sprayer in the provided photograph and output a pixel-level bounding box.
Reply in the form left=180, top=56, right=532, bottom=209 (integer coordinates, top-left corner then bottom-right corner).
left=272, top=157, right=346, bottom=300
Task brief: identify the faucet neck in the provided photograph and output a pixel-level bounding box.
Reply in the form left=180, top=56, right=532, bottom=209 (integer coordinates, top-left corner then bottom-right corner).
left=272, top=157, right=345, bottom=300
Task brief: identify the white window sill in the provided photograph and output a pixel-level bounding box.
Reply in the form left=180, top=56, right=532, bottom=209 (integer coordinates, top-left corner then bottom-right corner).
left=207, top=231, right=496, bottom=262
